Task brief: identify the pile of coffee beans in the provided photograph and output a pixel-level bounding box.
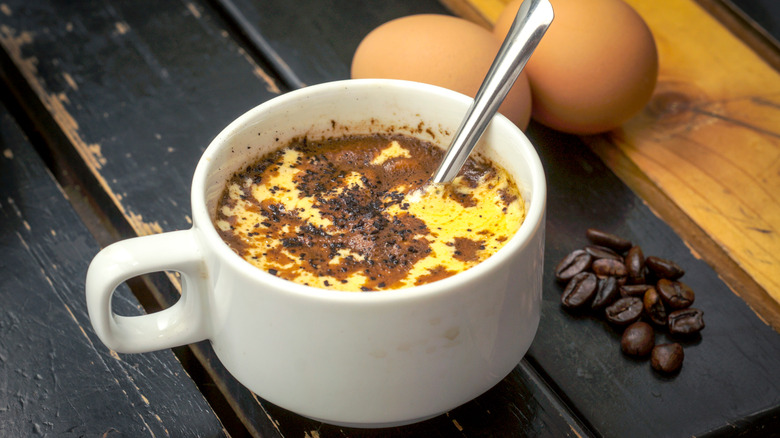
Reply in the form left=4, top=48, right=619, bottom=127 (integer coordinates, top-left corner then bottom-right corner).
left=555, top=228, right=705, bottom=374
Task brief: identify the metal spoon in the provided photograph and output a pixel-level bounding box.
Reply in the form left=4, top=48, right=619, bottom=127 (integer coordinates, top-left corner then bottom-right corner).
left=430, top=0, right=554, bottom=184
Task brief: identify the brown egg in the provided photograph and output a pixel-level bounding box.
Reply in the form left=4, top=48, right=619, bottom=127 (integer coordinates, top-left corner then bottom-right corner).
left=494, top=0, right=658, bottom=134
left=351, top=14, right=532, bottom=130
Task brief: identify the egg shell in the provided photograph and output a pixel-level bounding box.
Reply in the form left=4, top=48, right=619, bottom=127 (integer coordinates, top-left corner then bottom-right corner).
left=494, top=0, right=658, bottom=134
left=352, top=14, right=532, bottom=130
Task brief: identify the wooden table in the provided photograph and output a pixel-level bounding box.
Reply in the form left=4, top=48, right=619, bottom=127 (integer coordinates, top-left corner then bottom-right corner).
left=1, top=0, right=779, bottom=436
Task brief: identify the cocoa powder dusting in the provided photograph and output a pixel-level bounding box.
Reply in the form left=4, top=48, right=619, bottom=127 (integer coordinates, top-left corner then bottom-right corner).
left=214, top=133, right=522, bottom=291
left=451, top=237, right=486, bottom=263
left=414, top=265, right=458, bottom=286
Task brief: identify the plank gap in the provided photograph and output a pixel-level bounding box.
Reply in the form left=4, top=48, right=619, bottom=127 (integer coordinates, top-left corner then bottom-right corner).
left=206, top=0, right=303, bottom=90
left=693, top=0, right=780, bottom=73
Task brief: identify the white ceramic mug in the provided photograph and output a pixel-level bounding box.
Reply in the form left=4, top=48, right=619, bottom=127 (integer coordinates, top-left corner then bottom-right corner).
left=86, top=79, right=546, bottom=428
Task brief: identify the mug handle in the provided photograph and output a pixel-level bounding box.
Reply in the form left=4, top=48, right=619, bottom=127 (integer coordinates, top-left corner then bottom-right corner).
left=86, top=229, right=210, bottom=353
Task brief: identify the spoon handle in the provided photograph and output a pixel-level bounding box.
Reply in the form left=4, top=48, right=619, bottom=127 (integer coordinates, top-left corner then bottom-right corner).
left=431, top=0, right=553, bottom=184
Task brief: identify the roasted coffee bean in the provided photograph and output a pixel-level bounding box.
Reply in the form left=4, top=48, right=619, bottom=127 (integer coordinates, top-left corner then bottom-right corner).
left=592, top=276, right=619, bottom=310
left=585, top=228, right=632, bottom=253
left=646, top=256, right=685, bottom=280
left=620, top=284, right=652, bottom=298
left=584, top=245, right=623, bottom=262
left=643, top=287, right=667, bottom=326
left=625, top=246, right=645, bottom=284
left=592, top=258, right=627, bottom=278
left=555, top=228, right=703, bottom=375
left=668, top=308, right=705, bottom=335
left=621, top=321, right=655, bottom=356
left=651, top=343, right=684, bottom=373
left=656, top=279, right=695, bottom=309
left=555, top=249, right=593, bottom=282
left=605, top=297, right=643, bottom=325
left=561, top=272, right=598, bottom=308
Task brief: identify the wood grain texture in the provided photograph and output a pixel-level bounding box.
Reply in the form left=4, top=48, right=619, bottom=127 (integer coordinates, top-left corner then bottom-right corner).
left=586, top=135, right=780, bottom=330
left=611, top=0, right=780, bottom=313
left=0, top=101, right=226, bottom=437
left=213, top=0, right=455, bottom=87
left=3, top=0, right=780, bottom=436
left=0, top=1, right=590, bottom=436
left=0, top=0, right=284, bottom=239
left=450, top=0, right=780, bottom=434
left=453, top=0, right=780, bottom=327
left=0, top=2, right=287, bottom=436
left=527, top=124, right=780, bottom=437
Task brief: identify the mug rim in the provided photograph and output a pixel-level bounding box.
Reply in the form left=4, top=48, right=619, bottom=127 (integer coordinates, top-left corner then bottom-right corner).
left=191, top=78, right=546, bottom=303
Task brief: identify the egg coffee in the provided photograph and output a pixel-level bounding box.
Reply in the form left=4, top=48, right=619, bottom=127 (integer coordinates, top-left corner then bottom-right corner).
left=214, top=133, right=525, bottom=291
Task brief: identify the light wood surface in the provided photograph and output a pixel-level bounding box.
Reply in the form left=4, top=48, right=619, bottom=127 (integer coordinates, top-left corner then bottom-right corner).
left=438, top=0, right=508, bottom=27
left=614, top=0, right=780, bottom=306
left=445, top=0, right=780, bottom=329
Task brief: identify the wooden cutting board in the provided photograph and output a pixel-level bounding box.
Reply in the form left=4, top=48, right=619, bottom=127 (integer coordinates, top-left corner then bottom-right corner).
left=443, top=0, right=780, bottom=330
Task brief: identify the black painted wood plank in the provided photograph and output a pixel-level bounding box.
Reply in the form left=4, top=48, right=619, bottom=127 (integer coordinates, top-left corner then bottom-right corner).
left=0, top=0, right=591, bottom=436
left=211, top=0, right=452, bottom=87
left=1, top=0, right=286, bottom=237
left=526, top=124, right=780, bottom=437
left=0, top=2, right=288, bottom=436
left=0, top=101, right=226, bottom=437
